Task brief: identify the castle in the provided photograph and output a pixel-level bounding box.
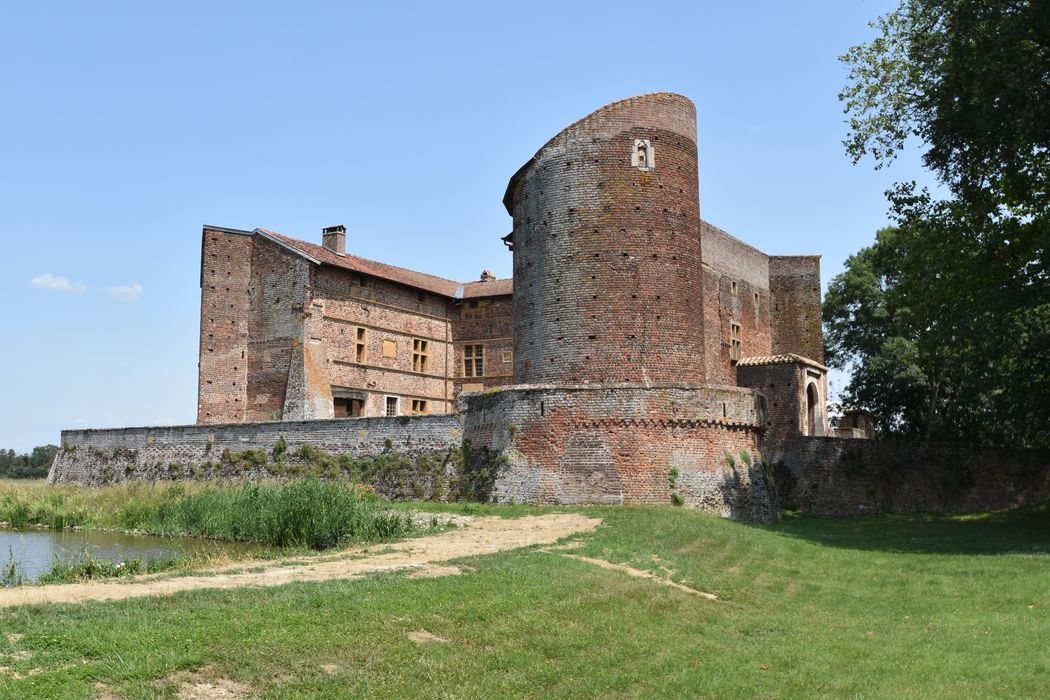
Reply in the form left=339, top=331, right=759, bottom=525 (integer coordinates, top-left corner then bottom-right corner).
left=190, top=93, right=826, bottom=517
left=51, top=92, right=1050, bottom=520
left=198, top=94, right=826, bottom=432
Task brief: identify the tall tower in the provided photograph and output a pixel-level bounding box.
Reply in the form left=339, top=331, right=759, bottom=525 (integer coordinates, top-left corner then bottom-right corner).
left=503, top=93, right=704, bottom=385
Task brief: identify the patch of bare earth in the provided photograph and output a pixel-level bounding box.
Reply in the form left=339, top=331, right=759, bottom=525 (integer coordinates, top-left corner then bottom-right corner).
left=555, top=553, right=718, bottom=600
left=406, top=630, right=449, bottom=644
left=0, top=514, right=601, bottom=607
left=161, top=666, right=252, bottom=700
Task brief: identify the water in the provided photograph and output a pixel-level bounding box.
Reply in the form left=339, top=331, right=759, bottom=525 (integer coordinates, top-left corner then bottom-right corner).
left=0, top=528, right=255, bottom=583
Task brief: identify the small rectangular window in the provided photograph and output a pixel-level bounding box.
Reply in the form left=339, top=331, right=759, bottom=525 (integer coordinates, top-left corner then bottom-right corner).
left=351, top=274, right=374, bottom=300
left=412, top=338, right=429, bottom=373
left=502, top=349, right=513, bottom=364
left=730, top=322, right=742, bottom=363
left=382, top=339, right=397, bottom=358
left=463, top=299, right=491, bottom=320
left=464, top=344, right=484, bottom=377
left=410, top=399, right=428, bottom=415
left=731, top=280, right=738, bottom=295
left=385, top=396, right=398, bottom=417
left=355, top=327, right=368, bottom=364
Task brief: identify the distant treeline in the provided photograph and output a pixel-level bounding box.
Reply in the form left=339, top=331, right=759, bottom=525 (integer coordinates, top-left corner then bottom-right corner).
left=0, top=445, right=59, bottom=479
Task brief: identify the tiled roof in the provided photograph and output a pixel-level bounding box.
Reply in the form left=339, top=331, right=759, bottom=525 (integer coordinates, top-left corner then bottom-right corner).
left=256, top=228, right=512, bottom=299
left=460, top=278, right=513, bottom=298
left=736, top=353, right=827, bottom=371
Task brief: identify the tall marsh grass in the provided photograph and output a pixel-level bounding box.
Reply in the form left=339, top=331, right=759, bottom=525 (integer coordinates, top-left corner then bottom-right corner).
left=0, top=478, right=415, bottom=549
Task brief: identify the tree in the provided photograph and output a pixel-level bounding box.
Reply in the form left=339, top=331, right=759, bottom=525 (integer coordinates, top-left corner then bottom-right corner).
left=0, top=444, right=59, bottom=479
left=829, top=0, right=1050, bottom=447
left=840, top=0, right=1050, bottom=217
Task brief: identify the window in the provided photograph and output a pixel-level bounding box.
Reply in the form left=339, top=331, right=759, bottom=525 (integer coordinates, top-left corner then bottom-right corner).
left=632, top=139, right=654, bottom=170
left=412, top=338, right=429, bottom=373
left=382, top=339, right=397, bottom=358
left=410, top=399, right=428, bottom=415
left=355, top=327, right=368, bottom=364
left=502, top=349, right=513, bottom=364
left=350, top=274, right=374, bottom=300
left=730, top=322, right=742, bottom=363
left=385, top=396, right=399, bottom=417
left=334, top=397, right=364, bottom=418
left=464, top=344, right=484, bottom=377
left=731, top=280, right=738, bottom=295
left=463, top=299, right=491, bottom=320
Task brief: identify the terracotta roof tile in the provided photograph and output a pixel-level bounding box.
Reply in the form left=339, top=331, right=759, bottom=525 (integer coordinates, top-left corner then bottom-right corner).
left=256, top=228, right=512, bottom=299
left=736, top=353, right=827, bottom=371
left=460, top=278, right=513, bottom=298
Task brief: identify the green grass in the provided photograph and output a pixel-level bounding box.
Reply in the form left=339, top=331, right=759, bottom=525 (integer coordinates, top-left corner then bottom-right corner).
left=36, top=553, right=183, bottom=585
left=0, top=479, right=415, bottom=549
left=0, top=503, right=1047, bottom=698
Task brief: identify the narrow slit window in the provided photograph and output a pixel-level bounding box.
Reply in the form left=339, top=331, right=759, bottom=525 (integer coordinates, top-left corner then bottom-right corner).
left=412, top=338, right=429, bottom=373
left=730, top=322, right=742, bottom=363
left=355, top=327, right=368, bottom=364
left=464, top=344, right=484, bottom=377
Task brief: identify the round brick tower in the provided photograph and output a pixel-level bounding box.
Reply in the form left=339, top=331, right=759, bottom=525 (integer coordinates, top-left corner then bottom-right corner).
left=503, top=93, right=704, bottom=385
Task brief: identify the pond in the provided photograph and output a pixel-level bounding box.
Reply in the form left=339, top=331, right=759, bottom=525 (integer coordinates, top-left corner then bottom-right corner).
left=0, top=528, right=257, bottom=584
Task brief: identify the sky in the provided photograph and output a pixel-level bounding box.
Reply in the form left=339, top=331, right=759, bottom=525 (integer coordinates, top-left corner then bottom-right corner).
left=0, top=1, right=936, bottom=453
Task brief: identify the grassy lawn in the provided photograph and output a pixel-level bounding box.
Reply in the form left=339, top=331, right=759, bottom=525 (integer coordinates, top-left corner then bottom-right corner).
left=0, top=503, right=1047, bottom=698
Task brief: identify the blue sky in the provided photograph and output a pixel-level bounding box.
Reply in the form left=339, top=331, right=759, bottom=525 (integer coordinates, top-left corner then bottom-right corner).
left=0, top=1, right=934, bottom=452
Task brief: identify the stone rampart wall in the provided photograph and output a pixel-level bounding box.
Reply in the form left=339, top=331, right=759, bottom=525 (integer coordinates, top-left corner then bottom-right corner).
left=49, top=415, right=464, bottom=501
left=767, top=437, right=1050, bottom=516
left=462, top=384, right=778, bottom=521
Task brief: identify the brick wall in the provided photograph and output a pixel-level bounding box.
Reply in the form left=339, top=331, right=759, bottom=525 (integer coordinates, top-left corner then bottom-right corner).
left=700, top=221, right=773, bottom=384
left=508, top=93, right=706, bottom=385
left=450, top=295, right=513, bottom=398
left=197, top=227, right=254, bottom=423
left=49, top=415, right=465, bottom=500
left=247, top=236, right=312, bottom=420
left=461, top=384, right=777, bottom=521
left=311, top=266, right=455, bottom=416
left=769, top=256, right=824, bottom=363
left=767, top=437, right=1050, bottom=516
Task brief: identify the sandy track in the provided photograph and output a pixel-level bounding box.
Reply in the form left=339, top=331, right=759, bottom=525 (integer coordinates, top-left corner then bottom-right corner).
left=0, top=514, right=600, bottom=608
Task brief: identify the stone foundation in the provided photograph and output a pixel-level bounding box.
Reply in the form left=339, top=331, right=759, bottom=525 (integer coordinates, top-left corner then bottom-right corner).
left=461, top=384, right=779, bottom=522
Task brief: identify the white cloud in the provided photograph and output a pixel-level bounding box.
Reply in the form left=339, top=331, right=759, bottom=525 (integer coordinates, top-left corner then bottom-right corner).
left=108, top=282, right=143, bottom=301
left=31, top=273, right=87, bottom=293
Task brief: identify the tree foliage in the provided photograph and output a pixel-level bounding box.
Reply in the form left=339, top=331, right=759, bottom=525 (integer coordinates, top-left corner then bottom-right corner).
left=0, top=445, right=59, bottom=479
left=840, top=0, right=1049, bottom=216
left=831, top=0, right=1049, bottom=446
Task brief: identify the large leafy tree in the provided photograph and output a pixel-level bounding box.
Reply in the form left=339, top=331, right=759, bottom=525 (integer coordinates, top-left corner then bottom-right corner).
left=829, top=0, right=1049, bottom=446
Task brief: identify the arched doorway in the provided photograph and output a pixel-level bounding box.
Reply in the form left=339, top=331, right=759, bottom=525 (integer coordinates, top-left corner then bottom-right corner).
left=805, top=382, right=822, bottom=436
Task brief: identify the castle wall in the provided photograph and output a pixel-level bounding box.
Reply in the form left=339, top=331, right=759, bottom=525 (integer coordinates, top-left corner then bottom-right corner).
left=768, top=437, right=1050, bottom=516
left=449, top=295, right=513, bottom=398
left=197, top=227, right=254, bottom=424
left=508, top=93, right=706, bottom=385
left=246, top=236, right=312, bottom=421
left=49, top=416, right=464, bottom=500
left=700, top=221, right=773, bottom=384
left=310, top=266, right=454, bottom=417
left=770, top=256, right=824, bottom=363
left=461, top=384, right=777, bottom=521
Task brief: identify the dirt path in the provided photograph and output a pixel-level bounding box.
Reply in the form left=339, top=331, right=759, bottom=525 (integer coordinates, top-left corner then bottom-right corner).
left=0, top=514, right=601, bottom=608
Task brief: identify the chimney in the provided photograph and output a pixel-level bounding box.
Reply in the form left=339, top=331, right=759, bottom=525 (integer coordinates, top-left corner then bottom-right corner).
left=480, top=270, right=496, bottom=282
left=322, top=224, right=346, bottom=255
